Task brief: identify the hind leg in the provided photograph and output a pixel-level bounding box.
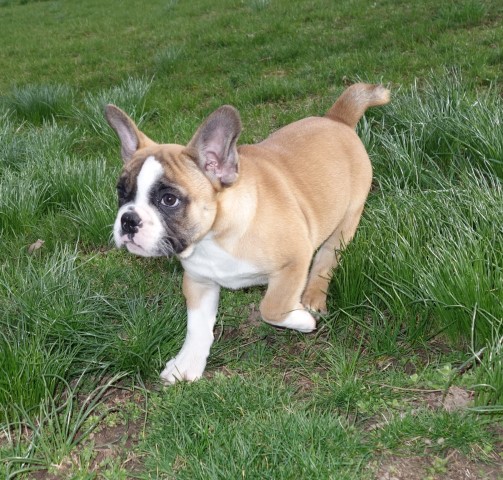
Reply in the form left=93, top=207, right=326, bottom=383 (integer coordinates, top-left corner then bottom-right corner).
left=260, top=251, right=316, bottom=333
left=302, top=206, right=365, bottom=313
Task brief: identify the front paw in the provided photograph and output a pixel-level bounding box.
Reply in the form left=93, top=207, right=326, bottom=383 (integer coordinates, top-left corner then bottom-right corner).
left=160, top=352, right=207, bottom=385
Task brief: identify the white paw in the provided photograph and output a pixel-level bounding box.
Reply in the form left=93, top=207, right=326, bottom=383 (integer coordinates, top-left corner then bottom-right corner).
left=263, top=309, right=317, bottom=333
left=160, top=352, right=207, bottom=385
left=280, top=309, right=317, bottom=333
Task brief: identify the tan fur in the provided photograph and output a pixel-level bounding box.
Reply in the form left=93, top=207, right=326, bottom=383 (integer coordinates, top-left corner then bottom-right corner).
left=209, top=115, right=374, bottom=319
left=325, top=83, right=390, bottom=128
left=106, top=83, right=390, bottom=382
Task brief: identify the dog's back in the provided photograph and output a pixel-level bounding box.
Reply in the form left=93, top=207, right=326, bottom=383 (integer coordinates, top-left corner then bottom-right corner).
left=236, top=84, right=389, bottom=250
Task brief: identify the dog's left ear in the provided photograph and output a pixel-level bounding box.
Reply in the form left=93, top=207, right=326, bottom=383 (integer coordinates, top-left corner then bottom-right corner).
left=186, top=105, right=242, bottom=187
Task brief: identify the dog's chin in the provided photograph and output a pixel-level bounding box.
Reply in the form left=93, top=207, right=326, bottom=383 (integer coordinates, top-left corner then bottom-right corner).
left=124, top=241, right=156, bottom=257
left=115, top=227, right=189, bottom=258
left=121, top=238, right=187, bottom=259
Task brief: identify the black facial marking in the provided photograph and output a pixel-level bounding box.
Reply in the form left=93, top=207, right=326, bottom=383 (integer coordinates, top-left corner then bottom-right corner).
left=160, top=234, right=189, bottom=256
left=149, top=181, right=187, bottom=213
left=117, top=176, right=136, bottom=208
left=149, top=180, right=192, bottom=255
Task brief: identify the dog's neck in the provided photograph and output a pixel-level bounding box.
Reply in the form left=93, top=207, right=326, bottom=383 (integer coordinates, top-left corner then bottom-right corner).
left=178, top=162, right=257, bottom=260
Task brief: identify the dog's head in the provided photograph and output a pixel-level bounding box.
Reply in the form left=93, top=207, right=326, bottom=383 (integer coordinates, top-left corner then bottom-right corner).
left=105, top=104, right=242, bottom=257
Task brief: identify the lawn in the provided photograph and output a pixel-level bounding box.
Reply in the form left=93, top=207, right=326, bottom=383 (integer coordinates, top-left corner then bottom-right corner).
left=0, top=0, right=502, bottom=478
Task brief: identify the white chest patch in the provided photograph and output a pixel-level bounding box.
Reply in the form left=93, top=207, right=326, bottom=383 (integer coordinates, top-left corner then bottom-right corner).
left=180, top=236, right=268, bottom=289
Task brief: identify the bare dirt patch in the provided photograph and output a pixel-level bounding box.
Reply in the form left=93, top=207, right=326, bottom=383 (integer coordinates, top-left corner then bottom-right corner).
left=25, top=387, right=147, bottom=480
left=374, top=450, right=503, bottom=480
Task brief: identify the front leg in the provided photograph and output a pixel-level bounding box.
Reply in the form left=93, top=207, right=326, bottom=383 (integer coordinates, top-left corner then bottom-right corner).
left=160, top=273, right=220, bottom=384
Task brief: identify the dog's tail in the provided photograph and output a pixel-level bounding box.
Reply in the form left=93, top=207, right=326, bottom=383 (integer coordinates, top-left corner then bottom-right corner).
left=325, top=83, right=390, bottom=129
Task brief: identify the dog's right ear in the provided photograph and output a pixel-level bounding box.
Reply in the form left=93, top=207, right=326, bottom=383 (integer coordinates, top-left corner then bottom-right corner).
left=104, top=105, right=155, bottom=163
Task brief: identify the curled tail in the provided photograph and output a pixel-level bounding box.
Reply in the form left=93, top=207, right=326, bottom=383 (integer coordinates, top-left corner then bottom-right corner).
left=325, top=83, right=390, bottom=129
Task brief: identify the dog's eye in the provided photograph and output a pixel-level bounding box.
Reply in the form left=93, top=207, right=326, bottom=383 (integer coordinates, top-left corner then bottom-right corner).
left=160, top=193, right=180, bottom=208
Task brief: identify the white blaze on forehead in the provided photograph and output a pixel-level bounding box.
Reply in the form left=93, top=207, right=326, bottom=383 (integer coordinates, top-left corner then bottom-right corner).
left=136, top=156, right=164, bottom=205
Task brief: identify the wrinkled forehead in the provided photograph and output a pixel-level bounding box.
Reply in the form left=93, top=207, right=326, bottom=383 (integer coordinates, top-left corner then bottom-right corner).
left=121, top=144, right=184, bottom=177
left=117, top=145, right=198, bottom=199
left=134, top=156, right=164, bottom=203
left=117, top=155, right=160, bottom=199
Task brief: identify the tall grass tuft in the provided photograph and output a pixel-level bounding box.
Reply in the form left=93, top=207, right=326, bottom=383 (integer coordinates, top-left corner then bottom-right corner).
left=0, top=171, right=50, bottom=236
left=59, top=181, right=116, bottom=247
left=0, top=244, right=186, bottom=388
left=434, top=0, right=486, bottom=28
left=471, top=316, right=503, bottom=411
left=0, top=246, right=104, bottom=354
left=153, top=46, right=184, bottom=75
left=330, top=174, right=502, bottom=352
left=0, top=333, right=75, bottom=425
left=249, top=0, right=271, bottom=11
left=2, top=373, right=127, bottom=478
left=0, top=113, right=27, bottom=172
left=331, top=74, right=502, bottom=356
left=74, top=77, right=152, bottom=143
left=3, top=84, right=74, bottom=125
left=97, top=293, right=186, bottom=377
left=0, top=119, right=77, bottom=175
left=0, top=117, right=113, bottom=244
left=367, top=70, right=503, bottom=186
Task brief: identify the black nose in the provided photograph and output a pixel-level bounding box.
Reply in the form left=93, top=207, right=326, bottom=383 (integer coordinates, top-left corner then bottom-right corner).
left=121, top=211, right=142, bottom=235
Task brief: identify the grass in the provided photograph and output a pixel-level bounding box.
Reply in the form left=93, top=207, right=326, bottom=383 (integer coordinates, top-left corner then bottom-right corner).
left=0, top=0, right=502, bottom=477
left=3, top=84, right=74, bottom=125
left=143, top=376, right=369, bottom=479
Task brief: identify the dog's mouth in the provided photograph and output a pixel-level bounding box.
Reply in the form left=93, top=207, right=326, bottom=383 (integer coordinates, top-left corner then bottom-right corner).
left=122, top=235, right=189, bottom=258
left=115, top=212, right=192, bottom=258
left=124, top=239, right=143, bottom=250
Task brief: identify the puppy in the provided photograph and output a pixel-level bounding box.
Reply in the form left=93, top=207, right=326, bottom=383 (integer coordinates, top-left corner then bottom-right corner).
left=105, top=83, right=390, bottom=383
